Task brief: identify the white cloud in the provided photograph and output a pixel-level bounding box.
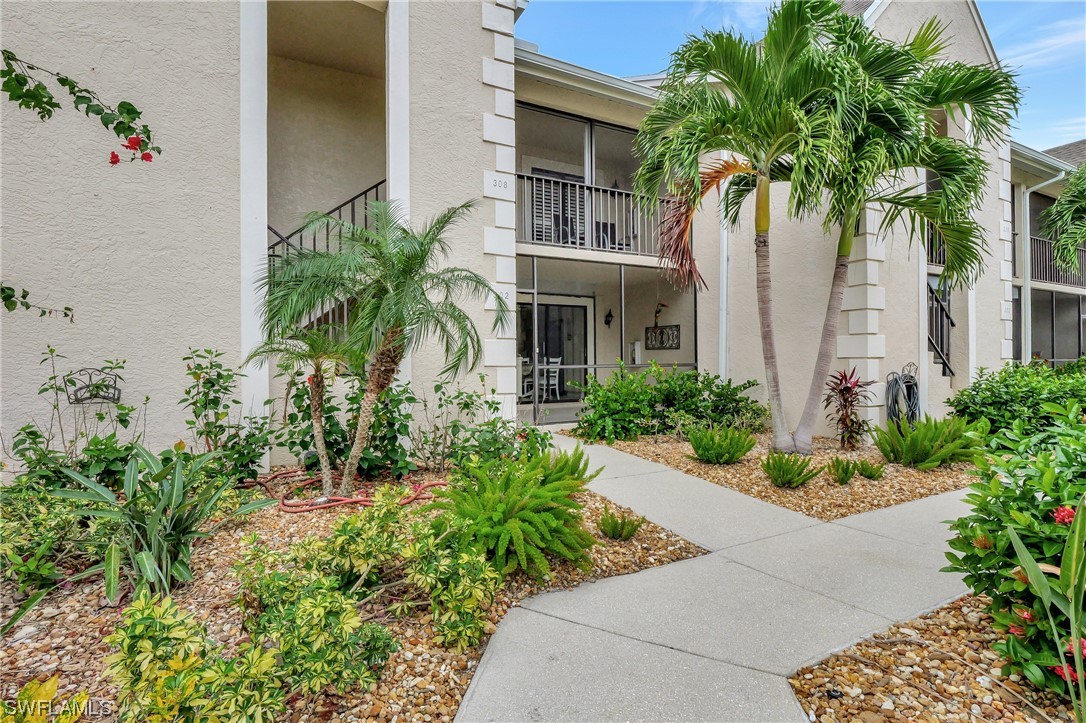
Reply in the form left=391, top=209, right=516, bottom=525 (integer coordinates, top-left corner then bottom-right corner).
left=1001, top=16, right=1086, bottom=70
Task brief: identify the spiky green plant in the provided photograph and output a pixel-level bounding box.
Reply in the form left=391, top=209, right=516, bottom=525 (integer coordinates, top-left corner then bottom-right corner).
left=687, top=425, right=757, bottom=465
left=872, top=415, right=987, bottom=470
left=1044, top=164, right=1086, bottom=274
left=428, top=447, right=599, bottom=579
left=827, top=457, right=857, bottom=485
left=761, top=452, right=824, bottom=489
left=597, top=506, right=645, bottom=542
left=856, top=459, right=885, bottom=480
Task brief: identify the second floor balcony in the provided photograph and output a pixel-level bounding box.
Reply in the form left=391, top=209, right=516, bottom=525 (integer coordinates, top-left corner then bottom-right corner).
left=1028, top=235, right=1086, bottom=288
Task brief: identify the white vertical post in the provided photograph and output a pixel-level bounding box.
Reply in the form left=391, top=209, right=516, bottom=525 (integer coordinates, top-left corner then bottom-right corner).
left=239, top=0, right=270, bottom=450
left=386, top=0, right=411, bottom=383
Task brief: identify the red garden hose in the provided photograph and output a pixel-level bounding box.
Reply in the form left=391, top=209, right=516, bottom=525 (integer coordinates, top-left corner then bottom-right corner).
left=252, top=467, right=447, bottom=513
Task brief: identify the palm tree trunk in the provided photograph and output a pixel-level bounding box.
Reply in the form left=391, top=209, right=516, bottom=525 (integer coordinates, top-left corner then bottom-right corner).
left=308, top=369, right=336, bottom=496
left=339, top=329, right=404, bottom=494
left=793, top=214, right=856, bottom=454
left=752, top=174, right=793, bottom=451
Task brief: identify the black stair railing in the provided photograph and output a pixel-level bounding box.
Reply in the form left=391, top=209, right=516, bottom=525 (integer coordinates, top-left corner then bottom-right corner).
left=927, top=284, right=955, bottom=377
left=267, top=179, right=387, bottom=266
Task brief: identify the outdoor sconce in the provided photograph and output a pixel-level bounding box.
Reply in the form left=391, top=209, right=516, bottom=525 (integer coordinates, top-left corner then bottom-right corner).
left=604, top=309, right=614, bottom=327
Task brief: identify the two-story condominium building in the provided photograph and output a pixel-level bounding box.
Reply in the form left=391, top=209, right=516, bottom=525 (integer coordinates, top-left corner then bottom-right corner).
left=2, top=0, right=1083, bottom=462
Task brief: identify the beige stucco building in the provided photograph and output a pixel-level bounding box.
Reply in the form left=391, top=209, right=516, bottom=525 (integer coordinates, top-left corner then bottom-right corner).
left=2, top=0, right=1083, bottom=469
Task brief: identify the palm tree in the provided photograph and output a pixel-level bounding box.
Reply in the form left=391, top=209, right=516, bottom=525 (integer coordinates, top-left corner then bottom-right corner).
left=635, top=0, right=848, bottom=450
left=262, top=200, right=510, bottom=494
left=1044, top=164, right=1086, bottom=272
left=245, top=326, right=356, bottom=495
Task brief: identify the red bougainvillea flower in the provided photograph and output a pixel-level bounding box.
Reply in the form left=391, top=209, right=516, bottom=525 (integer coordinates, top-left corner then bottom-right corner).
left=307, top=375, right=315, bottom=386
left=109, top=151, right=120, bottom=166
left=1053, top=506, right=1076, bottom=525
left=122, top=135, right=142, bottom=151
left=1067, top=638, right=1086, bottom=656
left=1007, top=625, right=1025, bottom=637
left=141, top=152, right=153, bottom=163
left=1050, top=664, right=1081, bottom=683
left=1017, top=608, right=1035, bottom=622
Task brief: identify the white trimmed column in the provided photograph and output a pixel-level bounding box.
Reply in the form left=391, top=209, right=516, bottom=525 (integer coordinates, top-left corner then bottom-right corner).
left=997, top=138, right=1015, bottom=361
left=841, top=210, right=887, bottom=426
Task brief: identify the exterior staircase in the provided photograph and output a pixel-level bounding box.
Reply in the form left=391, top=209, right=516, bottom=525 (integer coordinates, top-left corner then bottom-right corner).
left=926, top=283, right=955, bottom=377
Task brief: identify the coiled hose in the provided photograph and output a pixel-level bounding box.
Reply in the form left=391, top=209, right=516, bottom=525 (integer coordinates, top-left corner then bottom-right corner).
left=885, top=362, right=920, bottom=426
left=240, top=468, right=446, bottom=513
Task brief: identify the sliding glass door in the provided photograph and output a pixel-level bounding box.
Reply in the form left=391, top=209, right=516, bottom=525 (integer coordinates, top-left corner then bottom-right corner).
left=517, top=302, right=589, bottom=400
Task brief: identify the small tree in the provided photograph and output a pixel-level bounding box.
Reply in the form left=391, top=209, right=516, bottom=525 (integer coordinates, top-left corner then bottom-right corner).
left=262, top=200, right=511, bottom=494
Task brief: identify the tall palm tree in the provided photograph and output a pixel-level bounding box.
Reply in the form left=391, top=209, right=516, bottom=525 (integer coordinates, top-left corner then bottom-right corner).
left=262, top=200, right=510, bottom=494
left=245, top=326, right=356, bottom=495
left=635, top=0, right=848, bottom=450
left=1044, top=164, right=1086, bottom=272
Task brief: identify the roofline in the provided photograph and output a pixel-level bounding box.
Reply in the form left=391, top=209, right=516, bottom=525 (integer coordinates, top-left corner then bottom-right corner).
left=514, top=47, right=658, bottom=108
left=864, top=0, right=1000, bottom=66
left=1011, top=140, right=1076, bottom=174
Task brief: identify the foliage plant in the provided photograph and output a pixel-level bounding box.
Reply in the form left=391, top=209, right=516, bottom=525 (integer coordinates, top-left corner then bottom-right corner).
left=105, top=592, right=284, bottom=722
left=263, top=200, right=510, bottom=493
left=574, top=362, right=767, bottom=443
left=1006, top=497, right=1085, bottom=714
left=856, top=459, right=885, bottom=481
left=53, top=447, right=274, bottom=605
left=597, top=507, right=645, bottom=541
left=944, top=404, right=1086, bottom=693
left=687, top=425, right=757, bottom=465
left=823, top=368, right=875, bottom=450
left=947, top=361, right=1086, bottom=436
left=635, top=0, right=1017, bottom=453
left=411, top=377, right=552, bottom=471
left=827, top=457, right=858, bottom=486
left=0, top=676, right=88, bottom=723
left=872, top=415, right=987, bottom=470
left=761, top=452, right=824, bottom=489
left=429, top=447, right=599, bottom=579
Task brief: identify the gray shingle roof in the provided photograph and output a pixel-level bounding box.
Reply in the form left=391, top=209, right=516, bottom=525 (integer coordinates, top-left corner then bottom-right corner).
left=1044, top=139, right=1086, bottom=169
left=840, top=0, right=875, bottom=16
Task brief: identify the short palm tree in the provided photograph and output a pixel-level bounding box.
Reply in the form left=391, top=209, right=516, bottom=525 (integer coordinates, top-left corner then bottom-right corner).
left=262, top=200, right=510, bottom=494
left=245, top=326, right=356, bottom=495
left=1044, top=164, right=1086, bottom=272
left=635, top=0, right=848, bottom=450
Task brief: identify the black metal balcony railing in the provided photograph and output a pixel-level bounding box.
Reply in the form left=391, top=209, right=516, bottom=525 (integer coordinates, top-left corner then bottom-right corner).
left=516, top=173, right=662, bottom=257
left=267, top=179, right=387, bottom=267
left=927, top=284, right=955, bottom=377
left=925, top=223, right=946, bottom=266
left=1030, top=236, right=1086, bottom=288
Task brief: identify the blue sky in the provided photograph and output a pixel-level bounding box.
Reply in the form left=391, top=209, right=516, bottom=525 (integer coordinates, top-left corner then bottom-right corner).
left=516, top=1, right=1086, bottom=150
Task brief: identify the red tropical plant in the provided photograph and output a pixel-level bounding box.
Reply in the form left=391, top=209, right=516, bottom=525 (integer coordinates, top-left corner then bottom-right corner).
left=823, top=368, right=874, bottom=450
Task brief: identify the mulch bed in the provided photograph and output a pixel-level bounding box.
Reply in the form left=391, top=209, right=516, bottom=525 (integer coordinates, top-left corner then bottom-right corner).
left=0, top=469, right=705, bottom=722
left=609, top=433, right=975, bottom=521
left=791, top=595, right=1076, bottom=722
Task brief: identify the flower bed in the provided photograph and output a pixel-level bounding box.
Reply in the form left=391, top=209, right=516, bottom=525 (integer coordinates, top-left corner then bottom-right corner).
left=791, top=595, right=1075, bottom=722
left=611, top=433, right=974, bottom=521
left=0, top=472, right=704, bottom=721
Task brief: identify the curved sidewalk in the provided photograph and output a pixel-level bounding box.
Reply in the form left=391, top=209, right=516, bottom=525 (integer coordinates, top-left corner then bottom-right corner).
left=456, top=435, right=970, bottom=723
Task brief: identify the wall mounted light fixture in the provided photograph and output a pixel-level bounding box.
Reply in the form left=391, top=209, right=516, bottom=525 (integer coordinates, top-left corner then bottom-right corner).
left=604, top=309, right=614, bottom=327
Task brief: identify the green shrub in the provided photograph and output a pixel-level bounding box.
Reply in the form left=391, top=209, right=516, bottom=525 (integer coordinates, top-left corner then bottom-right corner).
left=105, top=591, right=285, bottom=722
left=944, top=403, right=1086, bottom=694
left=597, top=506, right=645, bottom=541
left=761, top=452, right=824, bottom=488
left=687, top=425, right=757, bottom=464
left=947, top=362, right=1086, bottom=436
left=430, top=447, right=599, bottom=579
left=573, top=362, right=767, bottom=442
left=856, top=459, right=885, bottom=480
left=76, top=432, right=135, bottom=490
left=827, top=458, right=857, bottom=485
left=1054, top=356, right=1086, bottom=376
left=573, top=363, right=656, bottom=442
left=872, top=415, right=987, bottom=470
left=2, top=676, right=88, bottom=723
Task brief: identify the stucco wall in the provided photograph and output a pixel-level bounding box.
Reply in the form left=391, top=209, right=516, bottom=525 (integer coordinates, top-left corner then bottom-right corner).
left=1, top=1, right=243, bottom=469
left=267, top=56, right=386, bottom=234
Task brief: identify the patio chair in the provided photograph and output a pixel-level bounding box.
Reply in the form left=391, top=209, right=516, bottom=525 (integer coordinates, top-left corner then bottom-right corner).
left=541, top=357, right=561, bottom=400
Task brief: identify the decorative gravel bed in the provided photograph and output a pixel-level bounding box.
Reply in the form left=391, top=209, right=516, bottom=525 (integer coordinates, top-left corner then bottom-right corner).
left=610, top=433, right=975, bottom=521
left=0, top=473, right=705, bottom=722
left=791, top=595, right=1075, bottom=722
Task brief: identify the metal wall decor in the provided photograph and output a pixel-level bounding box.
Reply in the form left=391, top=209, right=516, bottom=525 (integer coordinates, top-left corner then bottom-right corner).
left=645, top=324, right=680, bottom=350
left=65, top=368, right=122, bottom=404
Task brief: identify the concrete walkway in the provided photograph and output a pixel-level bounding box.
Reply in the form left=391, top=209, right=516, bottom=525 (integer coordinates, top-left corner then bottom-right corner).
left=456, top=435, right=970, bottom=723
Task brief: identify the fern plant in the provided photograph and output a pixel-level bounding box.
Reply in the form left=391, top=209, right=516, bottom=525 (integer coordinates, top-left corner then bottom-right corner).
left=428, top=446, right=599, bottom=579
left=856, top=459, right=885, bottom=480
left=872, top=415, right=987, bottom=470
left=597, top=506, right=645, bottom=541
left=761, top=452, right=824, bottom=489
left=687, top=425, right=757, bottom=464
left=826, top=457, right=857, bottom=485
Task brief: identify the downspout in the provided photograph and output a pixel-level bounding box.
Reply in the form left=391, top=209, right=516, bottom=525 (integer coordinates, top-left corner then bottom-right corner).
left=719, top=176, right=730, bottom=378
left=1020, top=170, right=1066, bottom=362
